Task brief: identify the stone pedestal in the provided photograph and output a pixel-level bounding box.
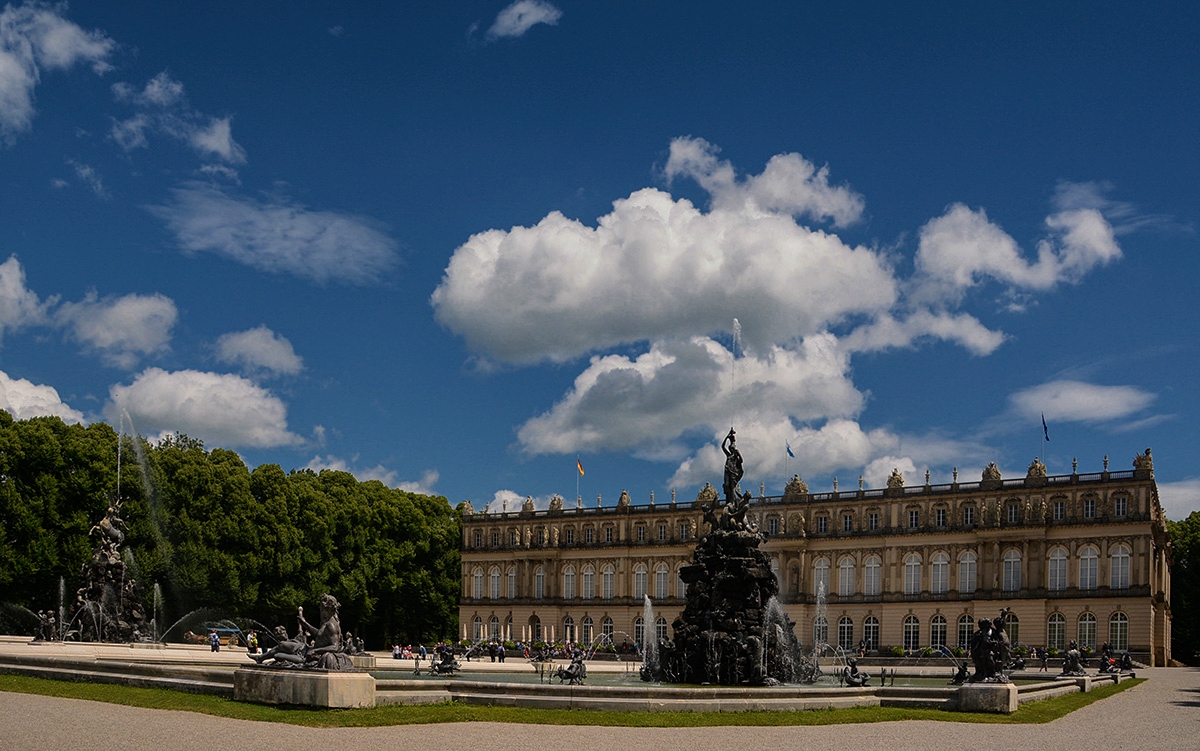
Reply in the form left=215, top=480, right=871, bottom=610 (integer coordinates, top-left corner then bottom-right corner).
left=955, top=683, right=1018, bottom=713
left=234, top=667, right=376, bottom=708
left=351, top=653, right=377, bottom=669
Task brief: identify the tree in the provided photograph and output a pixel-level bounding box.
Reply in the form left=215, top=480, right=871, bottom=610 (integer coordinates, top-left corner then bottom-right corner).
left=1169, top=511, right=1200, bottom=664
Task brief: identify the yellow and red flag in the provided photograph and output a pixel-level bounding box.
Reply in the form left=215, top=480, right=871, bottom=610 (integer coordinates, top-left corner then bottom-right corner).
left=577, top=458, right=585, bottom=476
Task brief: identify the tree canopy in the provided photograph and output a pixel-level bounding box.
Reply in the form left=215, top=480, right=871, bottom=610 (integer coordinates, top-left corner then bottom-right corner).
left=0, top=412, right=460, bottom=646
left=1169, top=511, right=1200, bottom=664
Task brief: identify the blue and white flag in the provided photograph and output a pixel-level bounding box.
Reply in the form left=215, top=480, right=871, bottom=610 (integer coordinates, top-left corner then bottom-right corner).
left=1042, top=413, right=1050, bottom=442
left=786, top=441, right=795, bottom=458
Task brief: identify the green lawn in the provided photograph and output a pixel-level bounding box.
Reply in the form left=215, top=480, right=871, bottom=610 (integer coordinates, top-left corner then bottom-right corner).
left=0, top=673, right=1143, bottom=728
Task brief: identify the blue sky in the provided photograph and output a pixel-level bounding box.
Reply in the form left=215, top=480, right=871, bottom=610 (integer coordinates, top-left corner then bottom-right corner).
left=2, top=1, right=1198, bottom=518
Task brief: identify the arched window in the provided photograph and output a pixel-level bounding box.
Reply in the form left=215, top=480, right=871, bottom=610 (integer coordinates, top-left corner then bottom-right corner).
left=931, top=552, right=949, bottom=594
left=864, top=555, right=881, bottom=596
left=601, top=565, right=615, bottom=600
left=655, top=563, right=669, bottom=599
left=601, top=616, right=614, bottom=638
left=904, top=554, right=922, bottom=595
left=534, top=566, right=545, bottom=599
left=1002, top=549, right=1022, bottom=591
left=1003, top=611, right=1019, bottom=644
left=676, top=565, right=687, bottom=599
left=530, top=615, right=542, bottom=642
left=1047, top=613, right=1066, bottom=650
left=563, top=565, right=576, bottom=600
left=903, top=615, right=920, bottom=651
left=838, top=557, right=856, bottom=597
left=490, top=567, right=501, bottom=599
left=1111, top=545, right=1131, bottom=589
left=582, top=565, right=595, bottom=600
left=930, top=614, right=947, bottom=648
left=863, top=616, right=879, bottom=650
left=472, top=615, right=483, bottom=640
left=958, top=614, right=974, bottom=647
left=1079, top=546, right=1099, bottom=590
left=473, top=568, right=484, bottom=599
left=1078, top=612, right=1097, bottom=649
left=813, top=616, right=829, bottom=647
left=838, top=616, right=854, bottom=650
left=1048, top=548, right=1068, bottom=591
left=562, top=616, right=575, bottom=643
left=655, top=616, right=668, bottom=643
left=489, top=615, right=500, bottom=640
left=634, top=617, right=645, bottom=645
left=507, top=567, right=516, bottom=598
left=958, top=551, right=977, bottom=593
left=633, top=564, right=648, bottom=599
left=814, top=558, right=830, bottom=596
left=1109, top=612, right=1129, bottom=651
left=581, top=616, right=594, bottom=645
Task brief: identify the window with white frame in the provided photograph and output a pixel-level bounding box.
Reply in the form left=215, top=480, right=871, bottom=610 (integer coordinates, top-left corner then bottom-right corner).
left=931, top=614, right=947, bottom=648
left=604, top=527, right=613, bottom=543
left=903, top=615, right=920, bottom=651
left=1083, top=497, right=1096, bottom=518
left=838, top=557, right=855, bottom=597
left=634, top=617, right=645, bottom=645
left=473, top=568, right=484, bottom=599
left=490, top=567, right=501, bottom=599
left=863, top=616, right=879, bottom=650
left=958, top=551, right=977, bottom=593
left=1053, top=500, right=1065, bottom=520
left=936, top=508, right=947, bottom=527
left=843, top=514, right=853, bottom=532
left=602, top=616, right=613, bottom=638
left=564, top=527, right=574, bottom=544
left=814, top=558, right=830, bottom=596
left=904, top=554, right=922, bottom=595
left=656, top=616, right=668, bottom=643
left=1078, top=612, right=1097, bottom=649
left=636, top=525, right=646, bottom=542
left=768, top=517, right=779, bottom=535
left=633, top=564, right=647, bottom=599
left=1114, top=495, right=1128, bottom=517
left=1111, top=544, right=1131, bottom=589
left=1079, top=546, right=1098, bottom=590
left=563, top=565, right=576, bottom=600
left=473, top=616, right=482, bottom=640
left=1048, top=548, right=1067, bottom=591
left=931, top=552, right=949, bottom=594
left=658, top=524, right=667, bottom=541
left=908, top=509, right=920, bottom=528
left=534, top=566, right=545, bottom=599
left=838, top=616, right=854, bottom=650
left=582, top=565, right=594, bottom=599
left=507, top=567, right=516, bottom=598
left=1007, top=504, right=1020, bottom=524
left=868, top=512, right=879, bottom=531
left=676, top=566, right=687, bottom=598
left=1047, top=612, right=1066, bottom=650
left=655, top=563, right=669, bottom=599
left=562, top=616, right=575, bottom=643
left=963, top=506, right=975, bottom=526
left=958, top=614, right=973, bottom=647
left=864, top=555, right=881, bottom=596
left=602, top=565, right=614, bottom=600
left=585, top=528, right=594, bottom=543
left=813, top=616, right=829, bottom=646
left=1109, top=612, right=1129, bottom=651
left=489, top=616, right=500, bottom=640
left=817, top=516, right=828, bottom=534
left=1002, top=549, right=1022, bottom=591
left=581, top=616, right=593, bottom=645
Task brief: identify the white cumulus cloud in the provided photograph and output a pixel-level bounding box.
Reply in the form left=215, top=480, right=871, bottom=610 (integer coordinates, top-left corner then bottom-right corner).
left=0, top=369, right=82, bottom=422
left=55, top=291, right=176, bottom=368
left=111, top=71, right=246, bottom=164
left=0, top=2, right=114, bottom=143
left=1158, top=479, right=1200, bottom=521
left=1009, top=380, right=1156, bottom=424
left=149, top=182, right=399, bottom=284
left=0, top=255, right=51, bottom=341
left=486, top=0, right=562, bottom=40
left=216, top=325, right=303, bottom=376
left=106, top=368, right=303, bottom=448
left=305, top=455, right=438, bottom=493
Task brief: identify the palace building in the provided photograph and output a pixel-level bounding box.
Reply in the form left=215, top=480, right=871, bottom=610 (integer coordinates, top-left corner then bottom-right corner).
left=458, top=450, right=1172, bottom=666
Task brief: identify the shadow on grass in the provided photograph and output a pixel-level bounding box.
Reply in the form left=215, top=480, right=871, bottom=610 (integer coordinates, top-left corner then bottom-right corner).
left=0, top=674, right=1144, bottom=728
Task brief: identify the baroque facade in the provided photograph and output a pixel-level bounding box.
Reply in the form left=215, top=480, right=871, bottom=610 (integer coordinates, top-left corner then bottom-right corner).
left=459, top=450, right=1172, bottom=666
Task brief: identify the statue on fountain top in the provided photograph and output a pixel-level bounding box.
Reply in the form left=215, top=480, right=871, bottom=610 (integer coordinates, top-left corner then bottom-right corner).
left=721, top=428, right=744, bottom=502
left=293, top=594, right=356, bottom=671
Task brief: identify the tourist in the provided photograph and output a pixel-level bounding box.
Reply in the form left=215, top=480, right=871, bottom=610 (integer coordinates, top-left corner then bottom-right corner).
left=208, top=629, right=220, bottom=653
left=392, top=644, right=400, bottom=659
left=857, top=639, right=866, bottom=658
left=498, top=643, right=506, bottom=662
left=246, top=630, right=259, bottom=654
left=419, top=643, right=427, bottom=662
left=1040, top=647, right=1050, bottom=671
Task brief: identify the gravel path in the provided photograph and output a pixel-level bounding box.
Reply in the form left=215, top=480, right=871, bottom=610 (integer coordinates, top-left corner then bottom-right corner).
left=3, top=667, right=1196, bottom=751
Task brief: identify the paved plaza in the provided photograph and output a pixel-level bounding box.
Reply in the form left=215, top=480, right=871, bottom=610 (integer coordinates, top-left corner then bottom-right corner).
left=1, top=666, right=1197, bottom=751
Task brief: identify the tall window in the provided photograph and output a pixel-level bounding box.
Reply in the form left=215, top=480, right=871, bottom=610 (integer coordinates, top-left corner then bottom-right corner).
left=534, top=566, right=544, bottom=599
left=843, top=514, right=853, bottom=532
left=814, top=558, right=830, bottom=596
left=676, top=565, right=687, bottom=598
left=1048, top=548, right=1067, bottom=591
left=636, top=525, right=646, bottom=542
left=490, top=567, right=501, bottom=599
left=1053, top=500, right=1065, bottom=520
left=1111, top=544, right=1131, bottom=589
left=585, top=528, right=594, bottom=543
left=634, top=617, right=645, bottom=645
left=1007, top=504, right=1020, bottom=524
left=903, top=615, right=920, bottom=651
left=1004, top=612, right=1020, bottom=644
left=602, top=565, right=615, bottom=600
left=936, top=508, right=947, bottom=527
left=813, top=616, right=829, bottom=646
left=817, top=516, right=828, bottom=534
left=562, top=616, right=575, bottom=643
left=1079, top=546, right=1098, bottom=590
left=604, top=527, right=613, bottom=543
left=1047, top=613, right=1066, bottom=650
left=1078, top=612, right=1097, bottom=649
left=838, top=616, right=854, bottom=650
left=904, top=554, right=922, bottom=595
left=838, top=557, right=855, bottom=597
left=473, top=616, right=482, bottom=640
left=768, top=517, right=779, bottom=535
left=581, top=616, right=594, bottom=645
left=474, top=531, right=482, bottom=547
left=473, top=568, right=484, bottom=599
left=680, top=523, right=690, bottom=540
left=931, top=552, right=949, bottom=594
left=908, top=509, right=920, bottom=528
left=564, top=527, right=574, bottom=544
left=963, top=506, right=975, bottom=526
left=530, top=616, right=542, bottom=641
left=582, top=565, right=595, bottom=600
left=601, top=616, right=613, bottom=638
left=563, top=565, right=576, bottom=600
left=508, top=567, right=516, bottom=598
left=864, top=555, right=881, bottom=596
left=959, top=551, right=977, bottom=593
left=1002, top=549, right=1022, bottom=591
left=863, top=616, right=879, bottom=650
left=489, top=616, right=500, bottom=640
left=1114, top=496, right=1128, bottom=517
left=491, top=531, right=499, bottom=547
left=868, top=512, right=879, bottom=531
left=1083, top=497, right=1096, bottom=518
left=930, top=614, right=947, bottom=648
left=1109, top=612, right=1129, bottom=651
left=658, top=524, right=667, bottom=541
left=958, top=615, right=974, bottom=647
left=633, top=564, right=648, bottom=599
left=655, top=617, right=668, bottom=643
left=655, top=563, right=669, bottom=599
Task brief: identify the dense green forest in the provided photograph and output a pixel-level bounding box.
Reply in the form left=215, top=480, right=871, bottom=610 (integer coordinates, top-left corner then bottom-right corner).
left=1169, top=511, right=1200, bottom=664
left=0, top=411, right=461, bottom=646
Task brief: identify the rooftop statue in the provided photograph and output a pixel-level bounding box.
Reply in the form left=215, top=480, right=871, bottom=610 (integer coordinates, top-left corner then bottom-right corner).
left=783, top=474, right=808, bottom=500
left=886, top=468, right=905, bottom=489
left=982, top=462, right=1002, bottom=481
left=1027, top=456, right=1047, bottom=478
left=1133, top=447, right=1154, bottom=473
